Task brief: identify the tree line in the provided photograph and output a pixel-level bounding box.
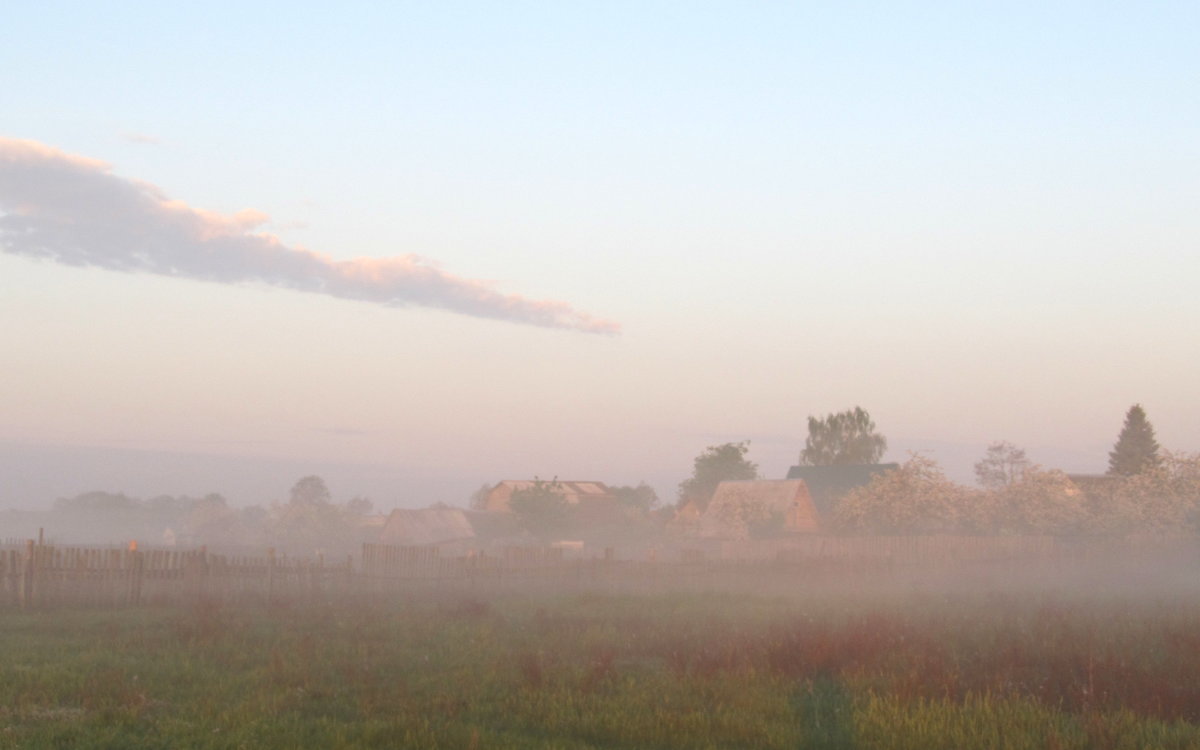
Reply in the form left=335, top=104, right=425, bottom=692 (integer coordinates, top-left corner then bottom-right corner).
left=676, top=404, right=1198, bottom=535
left=48, top=476, right=377, bottom=553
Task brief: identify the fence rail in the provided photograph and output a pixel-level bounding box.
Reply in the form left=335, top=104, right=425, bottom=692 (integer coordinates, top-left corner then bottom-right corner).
left=1, top=535, right=1196, bottom=610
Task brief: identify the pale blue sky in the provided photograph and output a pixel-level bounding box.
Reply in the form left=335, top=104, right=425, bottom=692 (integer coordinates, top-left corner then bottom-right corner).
left=2, top=2, right=1198, bottom=506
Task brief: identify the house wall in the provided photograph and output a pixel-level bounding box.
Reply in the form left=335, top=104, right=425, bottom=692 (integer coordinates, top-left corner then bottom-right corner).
left=785, top=486, right=821, bottom=533
left=483, top=484, right=517, bottom=512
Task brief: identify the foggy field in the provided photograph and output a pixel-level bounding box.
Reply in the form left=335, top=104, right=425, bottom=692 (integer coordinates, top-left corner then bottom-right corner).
left=4, top=577, right=1200, bottom=749
left=7, top=3, right=1200, bottom=749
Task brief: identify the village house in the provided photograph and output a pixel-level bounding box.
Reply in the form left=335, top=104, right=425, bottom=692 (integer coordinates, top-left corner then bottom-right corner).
left=378, top=506, right=530, bottom=553
left=479, top=480, right=617, bottom=513
left=696, top=479, right=821, bottom=540
left=378, top=507, right=477, bottom=551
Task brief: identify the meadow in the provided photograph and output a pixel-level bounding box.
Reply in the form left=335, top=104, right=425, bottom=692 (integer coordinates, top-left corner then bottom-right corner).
left=3, top=571, right=1200, bottom=750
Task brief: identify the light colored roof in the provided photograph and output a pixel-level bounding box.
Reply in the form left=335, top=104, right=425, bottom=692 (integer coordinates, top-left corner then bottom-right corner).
left=495, top=480, right=612, bottom=496
left=379, top=508, right=476, bottom=546
left=485, top=480, right=615, bottom=510
left=699, top=479, right=819, bottom=539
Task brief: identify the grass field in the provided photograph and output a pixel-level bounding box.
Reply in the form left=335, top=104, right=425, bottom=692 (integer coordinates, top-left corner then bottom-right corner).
left=3, top=584, right=1200, bottom=749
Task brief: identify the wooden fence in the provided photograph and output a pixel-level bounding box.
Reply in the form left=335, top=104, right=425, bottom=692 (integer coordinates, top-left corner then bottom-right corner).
left=2, top=534, right=1196, bottom=610
left=0, top=542, right=353, bottom=610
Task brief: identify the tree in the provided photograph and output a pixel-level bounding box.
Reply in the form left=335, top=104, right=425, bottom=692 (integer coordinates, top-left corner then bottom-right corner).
left=611, top=483, right=659, bottom=513
left=974, top=441, right=1030, bottom=489
left=1140, top=451, right=1200, bottom=532
left=186, top=493, right=237, bottom=541
left=289, top=475, right=332, bottom=507
left=992, top=468, right=1086, bottom=534
left=144, top=494, right=195, bottom=515
left=833, top=454, right=969, bottom=533
left=468, top=483, right=492, bottom=511
left=798, top=407, right=887, bottom=466
left=271, top=475, right=345, bottom=553
left=677, top=441, right=758, bottom=511
left=53, top=491, right=141, bottom=512
left=1089, top=451, right=1200, bottom=533
left=1108, top=404, right=1161, bottom=476
left=509, top=478, right=570, bottom=539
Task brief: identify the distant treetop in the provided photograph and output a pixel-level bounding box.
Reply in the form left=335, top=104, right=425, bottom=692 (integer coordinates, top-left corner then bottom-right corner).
left=974, top=441, right=1030, bottom=489
left=678, top=442, right=758, bottom=511
left=798, top=407, right=887, bottom=466
left=289, top=475, right=332, bottom=507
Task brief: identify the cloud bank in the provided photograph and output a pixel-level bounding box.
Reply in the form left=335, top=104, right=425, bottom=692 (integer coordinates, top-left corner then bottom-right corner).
left=0, top=137, right=618, bottom=334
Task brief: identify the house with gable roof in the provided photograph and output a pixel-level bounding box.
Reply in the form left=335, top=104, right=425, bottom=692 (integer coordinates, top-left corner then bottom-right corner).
left=479, top=480, right=617, bottom=513
left=696, top=479, right=821, bottom=540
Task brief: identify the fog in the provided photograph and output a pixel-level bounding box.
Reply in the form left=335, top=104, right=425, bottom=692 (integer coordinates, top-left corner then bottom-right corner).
left=5, top=444, right=1199, bottom=747
left=0, top=440, right=472, bottom=512
left=5, top=1, right=1199, bottom=743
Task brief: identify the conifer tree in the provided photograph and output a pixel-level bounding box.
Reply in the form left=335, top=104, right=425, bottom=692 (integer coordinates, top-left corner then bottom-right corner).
left=1107, top=404, right=1161, bottom=476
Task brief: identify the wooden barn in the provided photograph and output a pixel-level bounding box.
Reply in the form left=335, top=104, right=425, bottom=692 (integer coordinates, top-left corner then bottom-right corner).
left=697, top=479, right=820, bottom=539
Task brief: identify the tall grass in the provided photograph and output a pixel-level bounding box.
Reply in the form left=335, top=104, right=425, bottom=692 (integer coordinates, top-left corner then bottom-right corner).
left=2, top=589, right=1199, bottom=748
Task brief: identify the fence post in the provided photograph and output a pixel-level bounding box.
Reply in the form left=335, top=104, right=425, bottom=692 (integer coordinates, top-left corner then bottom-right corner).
left=127, top=541, right=144, bottom=606
left=313, top=552, right=324, bottom=601
left=197, top=545, right=210, bottom=602
left=19, top=540, right=35, bottom=610
left=266, top=547, right=276, bottom=606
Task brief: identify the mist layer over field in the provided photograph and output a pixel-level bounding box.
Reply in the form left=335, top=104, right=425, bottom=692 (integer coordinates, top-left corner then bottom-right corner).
left=4, top=547, right=1200, bottom=749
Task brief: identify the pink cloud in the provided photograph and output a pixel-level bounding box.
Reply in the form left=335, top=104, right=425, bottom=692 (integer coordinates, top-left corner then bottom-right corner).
left=0, top=137, right=619, bottom=334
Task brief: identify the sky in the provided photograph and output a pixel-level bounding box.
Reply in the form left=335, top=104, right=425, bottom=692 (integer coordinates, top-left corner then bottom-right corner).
left=2, top=2, right=1198, bottom=509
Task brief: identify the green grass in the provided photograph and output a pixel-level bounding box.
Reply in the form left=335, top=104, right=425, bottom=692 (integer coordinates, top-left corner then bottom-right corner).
left=2, top=590, right=1199, bottom=748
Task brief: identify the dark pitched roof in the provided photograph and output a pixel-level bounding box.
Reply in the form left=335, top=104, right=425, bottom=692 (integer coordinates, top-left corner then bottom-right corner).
left=784, top=463, right=899, bottom=516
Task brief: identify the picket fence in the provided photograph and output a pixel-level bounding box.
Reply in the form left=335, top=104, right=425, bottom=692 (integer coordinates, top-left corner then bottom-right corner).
left=1, top=534, right=1195, bottom=610
left=0, top=541, right=351, bottom=610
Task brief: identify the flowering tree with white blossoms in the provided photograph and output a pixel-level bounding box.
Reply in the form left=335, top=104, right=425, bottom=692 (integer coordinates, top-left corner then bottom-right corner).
left=833, top=454, right=972, bottom=534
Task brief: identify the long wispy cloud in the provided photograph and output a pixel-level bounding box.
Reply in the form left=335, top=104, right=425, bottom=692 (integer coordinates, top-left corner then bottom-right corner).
left=0, top=137, right=619, bottom=334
